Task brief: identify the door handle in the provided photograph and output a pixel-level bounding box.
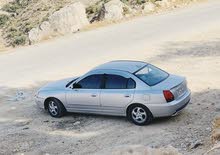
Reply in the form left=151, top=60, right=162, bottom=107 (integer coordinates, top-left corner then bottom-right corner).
left=124, top=94, right=131, bottom=98
left=91, top=94, right=97, bottom=97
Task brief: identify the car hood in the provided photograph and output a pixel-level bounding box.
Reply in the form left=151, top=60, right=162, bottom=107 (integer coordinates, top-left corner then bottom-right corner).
left=151, top=74, right=185, bottom=90
left=39, top=77, right=78, bottom=91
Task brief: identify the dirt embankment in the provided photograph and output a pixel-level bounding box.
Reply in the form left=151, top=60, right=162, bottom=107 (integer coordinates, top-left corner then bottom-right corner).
left=0, top=0, right=203, bottom=48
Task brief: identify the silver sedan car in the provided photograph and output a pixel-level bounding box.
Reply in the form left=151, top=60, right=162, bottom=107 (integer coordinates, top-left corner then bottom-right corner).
left=35, top=60, right=191, bottom=125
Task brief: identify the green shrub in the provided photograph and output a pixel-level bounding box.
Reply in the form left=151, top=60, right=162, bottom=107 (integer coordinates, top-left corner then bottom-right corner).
left=123, top=7, right=130, bottom=15
left=5, top=27, right=27, bottom=46
left=2, top=0, right=30, bottom=13
left=136, top=0, right=146, bottom=5
left=0, top=15, right=10, bottom=27
left=86, top=5, right=99, bottom=15
left=12, top=35, right=26, bottom=46
left=2, top=3, right=20, bottom=13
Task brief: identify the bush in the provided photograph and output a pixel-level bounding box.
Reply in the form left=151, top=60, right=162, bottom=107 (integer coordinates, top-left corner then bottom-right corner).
left=5, top=27, right=27, bottom=46
left=2, top=3, right=20, bottom=13
left=0, top=15, right=9, bottom=27
left=2, top=0, right=30, bottom=13
left=86, top=5, right=99, bottom=15
left=12, top=35, right=26, bottom=46
left=136, top=0, right=146, bottom=5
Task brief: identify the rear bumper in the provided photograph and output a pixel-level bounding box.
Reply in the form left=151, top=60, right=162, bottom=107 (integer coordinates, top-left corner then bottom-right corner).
left=148, top=89, right=191, bottom=117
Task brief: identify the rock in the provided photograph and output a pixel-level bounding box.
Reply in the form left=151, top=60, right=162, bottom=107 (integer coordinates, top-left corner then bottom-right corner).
left=28, top=2, right=89, bottom=43
left=155, top=0, right=174, bottom=7
left=28, top=21, right=52, bottom=43
left=22, top=127, right=29, bottom=130
left=190, top=140, right=203, bottom=149
left=104, top=0, right=130, bottom=20
left=48, top=2, right=89, bottom=34
left=73, top=121, right=80, bottom=126
left=143, top=2, right=156, bottom=13
left=7, top=90, right=26, bottom=101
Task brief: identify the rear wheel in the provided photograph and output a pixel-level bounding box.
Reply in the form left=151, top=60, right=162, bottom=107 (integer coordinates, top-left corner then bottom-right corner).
left=47, top=99, right=66, bottom=118
left=127, top=104, right=153, bottom=126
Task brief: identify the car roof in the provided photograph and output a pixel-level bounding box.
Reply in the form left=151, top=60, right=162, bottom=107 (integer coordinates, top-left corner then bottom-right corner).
left=92, top=60, right=147, bottom=73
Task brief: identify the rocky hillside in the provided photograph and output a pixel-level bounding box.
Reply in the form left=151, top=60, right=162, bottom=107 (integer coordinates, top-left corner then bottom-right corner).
left=0, top=0, right=199, bottom=47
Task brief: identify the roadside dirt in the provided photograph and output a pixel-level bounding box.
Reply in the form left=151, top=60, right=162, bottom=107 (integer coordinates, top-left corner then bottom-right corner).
left=0, top=28, right=220, bottom=154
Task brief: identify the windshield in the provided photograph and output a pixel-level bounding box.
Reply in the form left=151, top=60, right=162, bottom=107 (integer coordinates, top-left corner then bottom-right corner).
left=134, top=64, right=169, bottom=86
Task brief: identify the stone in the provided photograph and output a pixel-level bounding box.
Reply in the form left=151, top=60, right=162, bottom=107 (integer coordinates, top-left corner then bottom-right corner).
left=48, top=2, right=89, bottom=34
left=28, top=2, right=89, bottom=43
left=73, top=121, right=80, bottom=126
left=190, top=140, right=203, bottom=149
left=143, top=2, right=156, bottom=13
left=104, top=0, right=128, bottom=20
left=155, top=0, right=174, bottom=7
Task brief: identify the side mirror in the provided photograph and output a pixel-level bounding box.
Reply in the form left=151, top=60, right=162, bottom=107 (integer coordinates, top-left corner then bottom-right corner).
left=73, top=83, right=82, bottom=89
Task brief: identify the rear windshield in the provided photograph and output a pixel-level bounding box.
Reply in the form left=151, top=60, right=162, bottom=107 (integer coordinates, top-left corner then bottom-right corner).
left=134, top=64, right=169, bottom=86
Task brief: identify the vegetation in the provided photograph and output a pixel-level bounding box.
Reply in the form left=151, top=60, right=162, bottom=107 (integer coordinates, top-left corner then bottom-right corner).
left=0, top=0, right=72, bottom=46
left=0, top=0, right=199, bottom=47
left=0, top=14, right=9, bottom=28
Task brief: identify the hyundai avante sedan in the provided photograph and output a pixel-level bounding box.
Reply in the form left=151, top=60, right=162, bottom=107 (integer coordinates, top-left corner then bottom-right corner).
left=35, top=60, right=191, bottom=125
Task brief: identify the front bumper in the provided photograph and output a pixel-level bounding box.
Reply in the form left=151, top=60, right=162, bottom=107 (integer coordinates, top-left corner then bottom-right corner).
left=148, top=89, right=191, bottom=117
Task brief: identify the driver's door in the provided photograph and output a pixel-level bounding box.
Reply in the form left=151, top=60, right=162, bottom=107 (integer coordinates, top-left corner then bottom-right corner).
left=66, top=74, right=103, bottom=112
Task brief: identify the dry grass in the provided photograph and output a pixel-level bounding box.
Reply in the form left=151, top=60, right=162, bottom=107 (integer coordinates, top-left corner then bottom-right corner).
left=212, top=117, right=220, bottom=143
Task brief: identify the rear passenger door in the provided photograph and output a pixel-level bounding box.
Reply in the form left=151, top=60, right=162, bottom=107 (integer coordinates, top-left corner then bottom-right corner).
left=100, top=74, right=136, bottom=114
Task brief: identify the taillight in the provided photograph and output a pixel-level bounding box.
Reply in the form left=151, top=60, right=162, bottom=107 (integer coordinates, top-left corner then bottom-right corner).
left=163, top=90, right=174, bottom=102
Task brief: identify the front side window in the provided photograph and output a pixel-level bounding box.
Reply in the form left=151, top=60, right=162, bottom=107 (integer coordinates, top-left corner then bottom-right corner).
left=75, top=74, right=102, bottom=89
left=105, top=74, right=136, bottom=89
left=135, top=64, right=169, bottom=86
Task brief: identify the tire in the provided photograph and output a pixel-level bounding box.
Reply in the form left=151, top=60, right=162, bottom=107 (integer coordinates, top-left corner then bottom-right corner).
left=127, top=104, right=153, bottom=126
left=47, top=98, right=66, bottom=118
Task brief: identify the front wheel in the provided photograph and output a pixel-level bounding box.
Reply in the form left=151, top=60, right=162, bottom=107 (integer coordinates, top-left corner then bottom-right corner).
left=127, top=104, right=153, bottom=126
left=47, top=99, right=66, bottom=118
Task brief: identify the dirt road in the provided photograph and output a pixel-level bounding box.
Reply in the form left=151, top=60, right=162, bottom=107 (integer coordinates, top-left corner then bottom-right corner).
left=0, top=0, right=220, bottom=154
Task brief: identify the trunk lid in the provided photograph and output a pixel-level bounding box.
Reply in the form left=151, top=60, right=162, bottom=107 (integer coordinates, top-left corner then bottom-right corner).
left=152, top=74, right=187, bottom=99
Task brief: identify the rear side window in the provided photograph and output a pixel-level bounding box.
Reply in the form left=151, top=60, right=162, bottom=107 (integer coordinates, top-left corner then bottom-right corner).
left=135, top=64, right=169, bottom=86
left=105, top=74, right=136, bottom=89
left=77, top=74, right=102, bottom=89
left=127, top=78, right=136, bottom=89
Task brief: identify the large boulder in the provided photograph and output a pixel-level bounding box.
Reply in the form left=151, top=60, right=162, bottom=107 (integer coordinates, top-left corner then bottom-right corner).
left=28, top=21, right=52, bottom=43
left=104, top=0, right=129, bottom=20
left=143, top=2, right=156, bottom=13
left=28, top=2, right=89, bottom=43
left=155, top=0, right=175, bottom=7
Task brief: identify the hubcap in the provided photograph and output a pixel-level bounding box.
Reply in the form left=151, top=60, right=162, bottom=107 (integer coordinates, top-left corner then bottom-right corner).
left=48, top=101, right=58, bottom=116
left=132, top=107, right=147, bottom=124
